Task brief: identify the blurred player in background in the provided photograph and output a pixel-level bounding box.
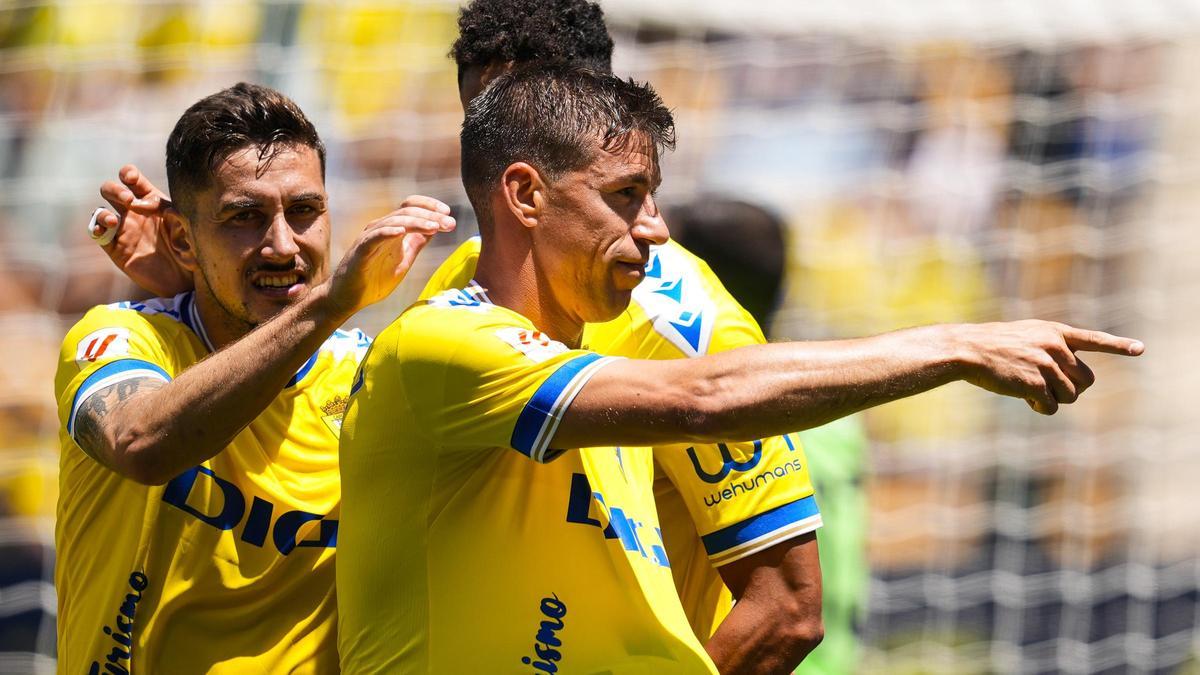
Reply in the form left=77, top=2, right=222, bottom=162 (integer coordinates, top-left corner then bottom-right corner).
left=669, top=198, right=869, bottom=674
left=339, top=63, right=1141, bottom=673
left=56, top=83, right=452, bottom=673
left=442, top=2, right=828, bottom=670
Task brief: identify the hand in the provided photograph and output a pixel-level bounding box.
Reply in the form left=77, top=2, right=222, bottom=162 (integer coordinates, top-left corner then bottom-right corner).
left=955, top=320, right=1144, bottom=414
left=325, top=195, right=457, bottom=316
left=96, top=165, right=193, bottom=297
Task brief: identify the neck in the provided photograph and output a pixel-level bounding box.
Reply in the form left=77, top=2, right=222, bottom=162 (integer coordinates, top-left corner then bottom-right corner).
left=474, top=244, right=584, bottom=349
left=191, top=285, right=255, bottom=351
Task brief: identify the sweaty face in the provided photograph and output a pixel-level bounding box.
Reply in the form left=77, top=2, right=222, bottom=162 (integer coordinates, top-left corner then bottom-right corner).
left=184, top=145, right=330, bottom=337
left=533, top=134, right=669, bottom=324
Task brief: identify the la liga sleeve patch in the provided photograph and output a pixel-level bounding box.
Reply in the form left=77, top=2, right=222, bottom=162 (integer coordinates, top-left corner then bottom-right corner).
left=74, top=327, right=131, bottom=366
left=493, top=327, right=570, bottom=364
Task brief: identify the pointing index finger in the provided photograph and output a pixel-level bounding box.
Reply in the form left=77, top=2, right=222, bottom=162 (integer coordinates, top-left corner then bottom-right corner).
left=1061, top=326, right=1144, bottom=356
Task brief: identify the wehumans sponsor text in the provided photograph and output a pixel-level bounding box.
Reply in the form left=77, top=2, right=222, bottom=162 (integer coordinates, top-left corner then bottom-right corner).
left=703, top=459, right=806, bottom=507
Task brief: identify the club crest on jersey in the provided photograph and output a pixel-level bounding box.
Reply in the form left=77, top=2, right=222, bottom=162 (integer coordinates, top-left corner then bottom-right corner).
left=321, top=394, right=348, bottom=436
left=76, top=327, right=130, bottom=365
left=495, top=327, right=569, bottom=363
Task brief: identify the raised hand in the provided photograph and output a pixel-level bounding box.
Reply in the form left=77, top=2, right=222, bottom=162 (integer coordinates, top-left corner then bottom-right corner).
left=95, top=165, right=193, bottom=297
left=326, top=195, right=457, bottom=315
left=956, top=320, right=1144, bottom=414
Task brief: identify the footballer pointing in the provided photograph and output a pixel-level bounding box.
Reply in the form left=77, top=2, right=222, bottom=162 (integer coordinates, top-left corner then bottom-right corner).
left=437, top=3, right=830, bottom=670
left=336, top=65, right=1141, bottom=673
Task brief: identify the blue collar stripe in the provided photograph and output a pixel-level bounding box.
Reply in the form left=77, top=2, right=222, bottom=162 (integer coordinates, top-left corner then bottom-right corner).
left=287, top=352, right=320, bottom=388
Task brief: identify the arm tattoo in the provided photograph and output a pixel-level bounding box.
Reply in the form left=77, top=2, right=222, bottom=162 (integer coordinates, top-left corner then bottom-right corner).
left=74, top=376, right=166, bottom=463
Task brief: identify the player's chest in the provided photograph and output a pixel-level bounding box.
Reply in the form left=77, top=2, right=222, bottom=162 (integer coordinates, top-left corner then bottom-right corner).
left=154, top=390, right=343, bottom=560
left=565, top=447, right=671, bottom=570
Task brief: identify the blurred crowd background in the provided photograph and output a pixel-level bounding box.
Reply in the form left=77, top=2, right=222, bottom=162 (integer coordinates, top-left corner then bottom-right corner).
left=1, top=1, right=1198, bottom=673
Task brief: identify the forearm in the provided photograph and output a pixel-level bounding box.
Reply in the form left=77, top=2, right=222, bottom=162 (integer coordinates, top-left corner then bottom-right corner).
left=684, top=324, right=963, bottom=442
left=706, top=534, right=824, bottom=674
left=87, top=284, right=349, bottom=483
left=705, top=600, right=819, bottom=675
left=562, top=324, right=964, bottom=449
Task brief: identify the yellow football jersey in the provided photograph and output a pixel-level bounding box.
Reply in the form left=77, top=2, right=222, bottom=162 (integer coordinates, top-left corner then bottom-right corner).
left=338, top=285, right=718, bottom=674
left=421, top=238, right=822, bottom=641
left=54, top=292, right=365, bottom=674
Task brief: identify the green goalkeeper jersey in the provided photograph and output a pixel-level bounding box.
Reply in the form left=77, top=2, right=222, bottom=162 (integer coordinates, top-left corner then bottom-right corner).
left=796, top=415, right=869, bottom=675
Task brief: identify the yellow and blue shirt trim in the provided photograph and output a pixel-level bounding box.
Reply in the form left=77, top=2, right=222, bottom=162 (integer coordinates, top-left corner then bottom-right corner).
left=703, top=495, right=822, bottom=566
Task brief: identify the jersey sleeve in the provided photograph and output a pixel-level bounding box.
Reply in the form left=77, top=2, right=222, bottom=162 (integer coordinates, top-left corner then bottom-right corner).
left=55, top=305, right=179, bottom=445
left=654, top=435, right=820, bottom=566
left=653, top=241, right=822, bottom=566
left=393, top=304, right=618, bottom=462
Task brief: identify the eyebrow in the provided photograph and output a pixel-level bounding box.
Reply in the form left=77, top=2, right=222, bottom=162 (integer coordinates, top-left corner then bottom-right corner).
left=216, top=192, right=325, bottom=215
left=612, top=171, right=662, bottom=189
left=216, top=198, right=263, bottom=215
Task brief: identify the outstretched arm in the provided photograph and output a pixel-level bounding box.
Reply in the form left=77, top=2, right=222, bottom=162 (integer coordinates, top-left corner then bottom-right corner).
left=73, top=197, right=455, bottom=484
left=553, top=320, right=1143, bottom=449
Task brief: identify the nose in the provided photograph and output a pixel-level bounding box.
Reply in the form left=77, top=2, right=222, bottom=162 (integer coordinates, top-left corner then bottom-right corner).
left=262, top=213, right=301, bottom=261
left=633, top=195, right=670, bottom=246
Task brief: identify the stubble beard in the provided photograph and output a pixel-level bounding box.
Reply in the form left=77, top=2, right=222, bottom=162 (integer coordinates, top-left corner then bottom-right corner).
left=196, top=262, right=262, bottom=338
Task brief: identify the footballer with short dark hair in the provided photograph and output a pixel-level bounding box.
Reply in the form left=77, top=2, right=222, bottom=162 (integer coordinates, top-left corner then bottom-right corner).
left=56, top=82, right=452, bottom=672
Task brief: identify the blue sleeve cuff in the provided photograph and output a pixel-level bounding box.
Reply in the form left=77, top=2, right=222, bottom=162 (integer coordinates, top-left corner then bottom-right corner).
left=510, top=353, right=617, bottom=463
left=68, top=359, right=171, bottom=437
left=702, top=495, right=823, bottom=566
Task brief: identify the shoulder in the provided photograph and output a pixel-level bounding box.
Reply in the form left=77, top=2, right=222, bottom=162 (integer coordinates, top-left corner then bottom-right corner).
left=104, top=293, right=192, bottom=321
left=72, top=293, right=191, bottom=331
left=60, top=294, right=193, bottom=362
left=318, top=326, right=373, bottom=365
left=55, top=295, right=192, bottom=406
left=378, top=292, right=547, bottom=367
left=400, top=292, right=529, bottom=338
left=626, top=242, right=722, bottom=356
left=631, top=241, right=766, bottom=355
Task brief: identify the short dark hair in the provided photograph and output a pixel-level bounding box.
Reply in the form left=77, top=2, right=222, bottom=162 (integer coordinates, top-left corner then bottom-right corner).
left=451, top=0, right=614, bottom=83
left=460, top=63, right=675, bottom=228
left=668, top=199, right=787, bottom=332
left=165, top=82, right=325, bottom=217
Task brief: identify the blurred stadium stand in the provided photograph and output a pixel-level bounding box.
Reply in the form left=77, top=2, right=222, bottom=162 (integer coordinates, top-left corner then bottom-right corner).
left=1, top=1, right=1197, bottom=673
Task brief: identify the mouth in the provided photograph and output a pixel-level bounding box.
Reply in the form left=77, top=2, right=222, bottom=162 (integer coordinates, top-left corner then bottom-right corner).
left=250, top=270, right=308, bottom=299
left=614, top=261, right=647, bottom=287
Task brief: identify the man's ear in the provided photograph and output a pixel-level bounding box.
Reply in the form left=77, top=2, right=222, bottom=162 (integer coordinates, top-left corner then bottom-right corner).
left=164, top=206, right=198, bottom=272
left=500, top=162, right=547, bottom=229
